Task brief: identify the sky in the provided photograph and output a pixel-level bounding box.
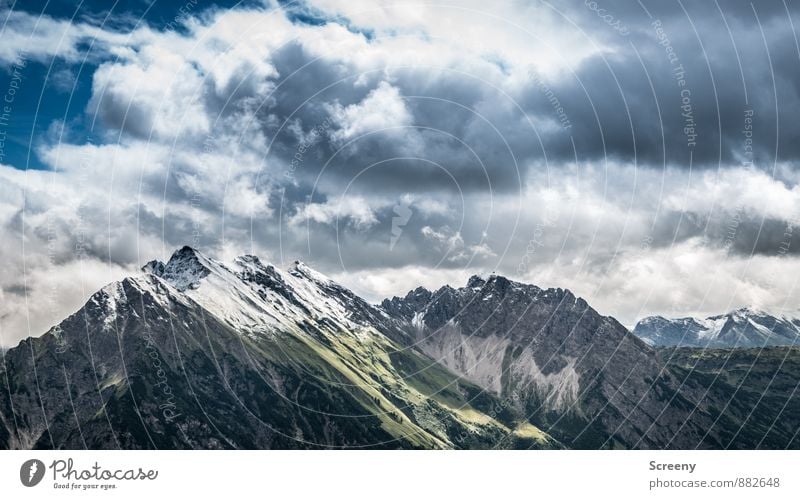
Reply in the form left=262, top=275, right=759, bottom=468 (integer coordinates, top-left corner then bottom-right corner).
left=1, top=0, right=800, bottom=347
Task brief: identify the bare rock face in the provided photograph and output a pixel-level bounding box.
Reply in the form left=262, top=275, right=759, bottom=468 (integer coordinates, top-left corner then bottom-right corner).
left=379, top=274, right=794, bottom=449
left=1, top=247, right=798, bottom=449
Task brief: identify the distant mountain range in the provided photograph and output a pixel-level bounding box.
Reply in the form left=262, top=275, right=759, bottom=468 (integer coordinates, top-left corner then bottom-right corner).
left=633, top=309, right=800, bottom=348
left=1, top=247, right=798, bottom=449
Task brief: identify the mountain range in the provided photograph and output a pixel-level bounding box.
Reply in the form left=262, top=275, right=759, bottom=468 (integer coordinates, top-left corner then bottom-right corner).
left=633, top=309, right=800, bottom=348
left=1, top=247, right=798, bottom=449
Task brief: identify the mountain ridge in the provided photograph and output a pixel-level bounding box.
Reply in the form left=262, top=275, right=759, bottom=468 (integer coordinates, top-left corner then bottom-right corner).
left=0, top=247, right=559, bottom=449
left=1, top=246, right=799, bottom=449
left=633, top=308, right=800, bottom=348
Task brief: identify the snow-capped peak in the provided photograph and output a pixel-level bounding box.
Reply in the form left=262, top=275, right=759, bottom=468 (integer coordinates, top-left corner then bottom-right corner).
left=145, top=246, right=227, bottom=292
left=141, top=259, right=165, bottom=276
left=234, top=254, right=264, bottom=270
left=135, top=247, right=387, bottom=340
left=288, top=260, right=334, bottom=285
left=634, top=306, right=800, bottom=348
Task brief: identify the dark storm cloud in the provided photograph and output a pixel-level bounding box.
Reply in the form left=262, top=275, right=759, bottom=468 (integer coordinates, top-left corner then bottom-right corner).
left=290, top=199, right=474, bottom=270
left=76, top=0, right=800, bottom=208
left=517, top=1, right=800, bottom=170
left=242, top=3, right=800, bottom=204
left=719, top=215, right=800, bottom=257
left=262, top=49, right=527, bottom=193
left=637, top=208, right=800, bottom=257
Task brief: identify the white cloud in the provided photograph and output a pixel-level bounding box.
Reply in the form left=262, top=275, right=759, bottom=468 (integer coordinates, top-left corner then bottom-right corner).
left=522, top=239, right=800, bottom=327
left=224, top=177, right=273, bottom=218
left=422, top=225, right=495, bottom=263
left=663, top=168, right=800, bottom=222
left=0, top=254, right=133, bottom=350
left=290, top=196, right=378, bottom=229
left=326, top=81, right=412, bottom=142
left=0, top=10, right=155, bottom=64
left=332, top=265, right=474, bottom=303
left=308, top=0, right=606, bottom=76
left=89, top=45, right=211, bottom=141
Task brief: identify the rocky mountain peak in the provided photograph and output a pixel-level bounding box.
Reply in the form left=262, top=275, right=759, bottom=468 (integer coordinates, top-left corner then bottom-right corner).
left=407, top=286, right=433, bottom=299
left=141, top=259, right=165, bottom=276
left=380, top=286, right=433, bottom=321
left=467, top=275, right=486, bottom=288
left=235, top=254, right=263, bottom=267
left=483, top=273, right=513, bottom=294
left=158, top=246, right=218, bottom=291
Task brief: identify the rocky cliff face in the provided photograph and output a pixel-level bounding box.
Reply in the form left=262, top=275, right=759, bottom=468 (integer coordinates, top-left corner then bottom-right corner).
left=381, top=274, right=730, bottom=448
left=1, top=247, right=798, bottom=449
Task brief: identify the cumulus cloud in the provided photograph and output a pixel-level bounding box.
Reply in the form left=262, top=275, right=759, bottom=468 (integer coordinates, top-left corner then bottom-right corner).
left=662, top=168, right=800, bottom=222
left=421, top=225, right=495, bottom=263
left=326, top=81, right=412, bottom=142
left=290, top=196, right=378, bottom=229
left=89, top=45, right=212, bottom=141
left=0, top=259, right=132, bottom=349
left=332, top=265, right=475, bottom=303
left=525, top=239, right=800, bottom=327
